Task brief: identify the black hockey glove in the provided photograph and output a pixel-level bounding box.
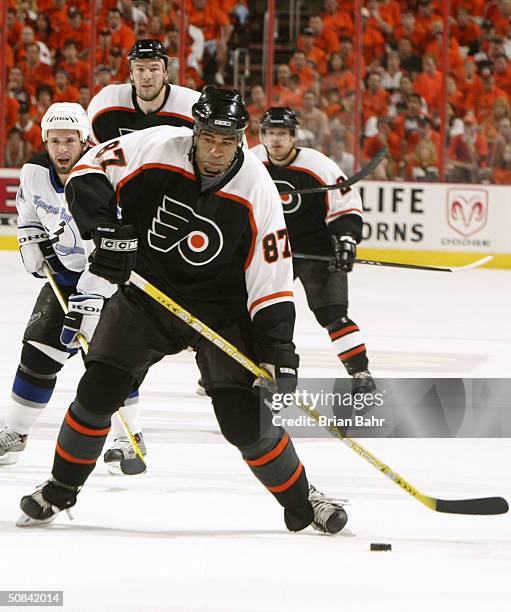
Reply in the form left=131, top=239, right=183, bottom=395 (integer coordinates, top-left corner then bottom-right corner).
left=329, top=234, right=357, bottom=273
left=89, top=224, right=138, bottom=284
left=253, top=346, right=299, bottom=413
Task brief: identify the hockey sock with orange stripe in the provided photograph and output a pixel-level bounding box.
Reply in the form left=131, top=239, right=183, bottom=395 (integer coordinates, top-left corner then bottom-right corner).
left=328, top=316, right=368, bottom=375
left=52, top=400, right=111, bottom=487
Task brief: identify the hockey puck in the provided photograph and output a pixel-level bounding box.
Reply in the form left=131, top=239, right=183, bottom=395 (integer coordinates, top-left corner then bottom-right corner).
left=370, top=543, right=392, bottom=551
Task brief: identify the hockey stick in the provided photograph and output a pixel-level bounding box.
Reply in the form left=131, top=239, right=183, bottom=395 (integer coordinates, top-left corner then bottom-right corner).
left=42, top=264, right=146, bottom=467
left=278, top=147, right=387, bottom=196
left=293, top=252, right=494, bottom=273
left=128, top=270, right=508, bottom=516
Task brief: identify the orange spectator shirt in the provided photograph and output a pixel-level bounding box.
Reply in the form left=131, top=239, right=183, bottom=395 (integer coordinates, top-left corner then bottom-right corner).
left=53, top=84, right=80, bottom=103
left=362, top=89, right=389, bottom=123
left=188, top=6, right=230, bottom=41
left=110, top=25, right=136, bottom=54
left=58, top=60, right=90, bottom=87
left=321, top=10, right=354, bottom=37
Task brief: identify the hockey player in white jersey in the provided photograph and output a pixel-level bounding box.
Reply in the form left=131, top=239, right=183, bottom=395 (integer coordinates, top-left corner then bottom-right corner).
left=87, top=39, right=200, bottom=144
left=87, top=39, right=204, bottom=464
left=0, top=103, right=145, bottom=471
left=252, top=107, right=375, bottom=396
left=18, top=87, right=348, bottom=535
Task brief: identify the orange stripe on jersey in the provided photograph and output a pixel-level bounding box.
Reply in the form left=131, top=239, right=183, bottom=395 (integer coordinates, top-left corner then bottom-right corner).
left=157, top=111, right=193, bottom=122
left=56, top=443, right=97, bottom=465
left=248, top=291, right=294, bottom=314
left=69, top=164, right=104, bottom=176
left=267, top=463, right=303, bottom=493
left=330, top=325, right=359, bottom=340
left=65, top=412, right=110, bottom=437
left=339, top=344, right=366, bottom=360
left=91, top=106, right=137, bottom=125
left=115, top=163, right=196, bottom=200
left=245, top=433, right=289, bottom=467
left=216, top=190, right=257, bottom=270
left=327, top=207, right=363, bottom=220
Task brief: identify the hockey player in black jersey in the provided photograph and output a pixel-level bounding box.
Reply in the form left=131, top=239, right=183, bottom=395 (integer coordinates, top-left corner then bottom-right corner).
left=17, top=87, right=348, bottom=535
left=87, top=39, right=201, bottom=468
left=252, top=107, right=375, bottom=395
left=87, top=39, right=200, bottom=144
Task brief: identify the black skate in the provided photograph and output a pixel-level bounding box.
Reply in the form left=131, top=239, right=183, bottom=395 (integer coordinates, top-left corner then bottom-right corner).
left=0, top=427, right=28, bottom=465
left=351, top=370, right=376, bottom=395
left=103, top=432, right=147, bottom=475
left=309, top=484, right=348, bottom=534
left=16, top=479, right=79, bottom=527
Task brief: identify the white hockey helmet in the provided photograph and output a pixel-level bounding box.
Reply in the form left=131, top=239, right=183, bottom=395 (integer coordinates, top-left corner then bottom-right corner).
left=41, top=102, right=90, bottom=143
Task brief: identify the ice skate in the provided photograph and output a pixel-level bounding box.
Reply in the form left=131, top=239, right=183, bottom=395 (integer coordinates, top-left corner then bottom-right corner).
left=309, top=484, right=348, bottom=534
left=16, top=479, right=79, bottom=527
left=0, top=427, right=28, bottom=465
left=351, top=370, right=376, bottom=395
left=103, top=432, right=147, bottom=475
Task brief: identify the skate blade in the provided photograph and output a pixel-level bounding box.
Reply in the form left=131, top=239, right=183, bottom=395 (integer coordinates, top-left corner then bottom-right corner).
left=16, top=512, right=56, bottom=527
left=106, top=457, right=147, bottom=476
left=0, top=452, right=20, bottom=466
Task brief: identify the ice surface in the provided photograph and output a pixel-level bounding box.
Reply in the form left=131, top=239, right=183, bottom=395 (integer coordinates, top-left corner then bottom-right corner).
left=0, top=251, right=509, bottom=611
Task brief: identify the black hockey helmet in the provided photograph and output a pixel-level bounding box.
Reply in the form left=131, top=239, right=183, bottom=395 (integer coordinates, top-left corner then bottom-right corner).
left=260, top=107, right=299, bottom=135
left=192, top=86, right=249, bottom=136
left=127, top=39, right=168, bottom=68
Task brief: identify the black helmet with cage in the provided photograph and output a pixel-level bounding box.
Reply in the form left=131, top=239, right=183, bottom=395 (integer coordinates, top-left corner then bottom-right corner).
left=260, top=107, right=299, bottom=136
left=127, top=39, right=168, bottom=68
left=192, top=86, right=249, bottom=137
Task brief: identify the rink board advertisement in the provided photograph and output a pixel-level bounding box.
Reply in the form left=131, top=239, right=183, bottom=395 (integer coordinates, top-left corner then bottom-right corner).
left=357, top=180, right=511, bottom=268
left=0, top=171, right=510, bottom=267
left=263, top=378, right=511, bottom=438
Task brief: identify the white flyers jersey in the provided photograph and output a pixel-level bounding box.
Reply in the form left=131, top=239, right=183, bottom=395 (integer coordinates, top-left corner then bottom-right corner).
left=67, top=126, right=295, bottom=324
left=87, top=83, right=200, bottom=145
left=16, top=153, right=116, bottom=298
left=251, top=144, right=363, bottom=254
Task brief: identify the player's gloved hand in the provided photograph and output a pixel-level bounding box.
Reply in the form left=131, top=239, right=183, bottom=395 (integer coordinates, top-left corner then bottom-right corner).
left=89, top=224, right=138, bottom=284
left=60, top=294, right=104, bottom=349
left=17, top=225, right=65, bottom=278
left=253, top=347, right=299, bottom=412
left=329, top=234, right=357, bottom=273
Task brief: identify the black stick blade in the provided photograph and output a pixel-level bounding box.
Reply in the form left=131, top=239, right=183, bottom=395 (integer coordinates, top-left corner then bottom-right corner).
left=436, top=497, right=509, bottom=515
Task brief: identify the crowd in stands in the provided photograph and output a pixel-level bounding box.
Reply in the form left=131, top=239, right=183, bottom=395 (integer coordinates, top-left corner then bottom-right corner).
left=4, top=0, right=511, bottom=185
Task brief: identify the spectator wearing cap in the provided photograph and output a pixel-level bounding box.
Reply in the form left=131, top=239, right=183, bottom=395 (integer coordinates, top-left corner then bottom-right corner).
left=108, top=7, right=137, bottom=55
left=18, top=43, right=54, bottom=92
left=393, top=11, right=427, bottom=52
left=96, top=29, right=113, bottom=66
left=108, top=46, right=130, bottom=83
left=493, top=53, right=511, bottom=97
left=299, top=27, right=327, bottom=75
left=320, top=0, right=354, bottom=38
left=58, top=40, right=90, bottom=88
left=468, top=63, right=507, bottom=123
left=362, top=72, right=389, bottom=124
left=58, top=7, right=91, bottom=57
left=397, top=37, right=422, bottom=78
left=15, top=102, right=43, bottom=153
left=451, top=6, right=481, bottom=49
left=447, top=112, right=488, bottom=182
left=188, top=0, right=233, bottom=86
left=320, top=52, right=355, bottom=95
left=53, top=68, right=80, bottom=103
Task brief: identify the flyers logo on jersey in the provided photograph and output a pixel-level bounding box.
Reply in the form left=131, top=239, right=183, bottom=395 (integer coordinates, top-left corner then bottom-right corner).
left=275, top=180, right=301, bottom=214
left=148, top=195, right=223, bottom=265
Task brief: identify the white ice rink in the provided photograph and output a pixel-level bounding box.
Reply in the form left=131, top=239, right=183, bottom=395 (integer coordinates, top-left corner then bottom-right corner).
left=0, top=250, right=509, bottom=611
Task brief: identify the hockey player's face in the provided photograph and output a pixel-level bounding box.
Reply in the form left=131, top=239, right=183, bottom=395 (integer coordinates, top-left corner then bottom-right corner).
left=131, top=60, right=167, bottom=101
left=261, top=128, right=295, bottom=161
left=46, top=129, right=84, bottom=177
left=195, top=130, right=239, bottom=175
